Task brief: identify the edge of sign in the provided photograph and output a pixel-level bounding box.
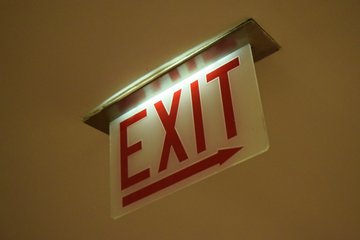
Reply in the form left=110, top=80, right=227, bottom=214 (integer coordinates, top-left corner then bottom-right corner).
left=111, top=144, right=270, bottom=220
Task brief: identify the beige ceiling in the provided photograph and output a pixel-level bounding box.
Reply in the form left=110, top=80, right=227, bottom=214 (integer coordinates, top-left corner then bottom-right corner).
left=1, top=0, right=359, bottom=239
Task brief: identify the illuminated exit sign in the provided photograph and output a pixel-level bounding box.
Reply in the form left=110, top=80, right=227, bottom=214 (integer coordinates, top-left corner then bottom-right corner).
left=83, top=19, right=280, bottom=219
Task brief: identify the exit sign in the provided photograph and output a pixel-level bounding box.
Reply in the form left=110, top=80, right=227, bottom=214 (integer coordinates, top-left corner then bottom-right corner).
left=109, top=44, right=269, bottom=218
left=83, top=19, right=280, bottom=219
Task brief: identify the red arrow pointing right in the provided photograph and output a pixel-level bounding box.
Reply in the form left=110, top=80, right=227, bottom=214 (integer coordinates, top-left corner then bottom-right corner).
left=122, top=146, right=243, bottom=207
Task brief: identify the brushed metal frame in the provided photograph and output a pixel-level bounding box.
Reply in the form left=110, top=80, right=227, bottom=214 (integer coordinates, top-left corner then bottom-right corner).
left=83, top=18, right=280, bottom=134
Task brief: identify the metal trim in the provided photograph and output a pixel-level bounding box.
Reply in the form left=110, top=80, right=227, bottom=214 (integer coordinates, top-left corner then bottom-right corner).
left=83, top=18, right=280, bottom=134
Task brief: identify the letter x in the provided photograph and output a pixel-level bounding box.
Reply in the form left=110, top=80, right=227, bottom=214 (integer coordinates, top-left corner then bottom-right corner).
left=154, top=89, right=188, bottom=172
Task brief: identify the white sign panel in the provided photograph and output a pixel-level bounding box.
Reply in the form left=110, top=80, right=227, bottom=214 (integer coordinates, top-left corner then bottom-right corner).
left=109, top=44, right=269, bottom=218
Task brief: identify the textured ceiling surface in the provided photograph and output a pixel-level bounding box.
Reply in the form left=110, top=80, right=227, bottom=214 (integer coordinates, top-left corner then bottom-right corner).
left=1, top=0, right=359, bottom=239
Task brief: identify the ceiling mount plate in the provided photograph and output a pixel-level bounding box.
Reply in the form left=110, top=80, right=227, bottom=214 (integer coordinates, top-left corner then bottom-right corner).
left=83, top=18, right=280, bottom=134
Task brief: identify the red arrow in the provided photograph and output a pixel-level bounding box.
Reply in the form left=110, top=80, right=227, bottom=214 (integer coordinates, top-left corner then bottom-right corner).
left=122, top=146, right=243, bottom=207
